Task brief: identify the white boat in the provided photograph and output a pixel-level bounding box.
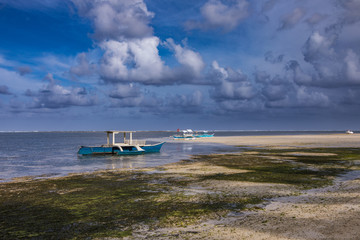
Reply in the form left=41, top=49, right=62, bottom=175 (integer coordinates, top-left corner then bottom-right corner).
left=173, top=129, right=196, bottom=140
left=346, top=130, right=354, bottom=134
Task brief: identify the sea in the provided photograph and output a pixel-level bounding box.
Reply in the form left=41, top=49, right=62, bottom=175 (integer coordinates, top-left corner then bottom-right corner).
left=0, top=131, right=344, bottom=182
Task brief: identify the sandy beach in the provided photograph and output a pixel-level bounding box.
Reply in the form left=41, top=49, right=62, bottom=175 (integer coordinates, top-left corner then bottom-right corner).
left=197, top=133, right=360, bottom=148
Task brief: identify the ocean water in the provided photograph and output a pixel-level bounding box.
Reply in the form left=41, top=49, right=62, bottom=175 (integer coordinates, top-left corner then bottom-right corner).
left=0, top=131, right=344, bottom=182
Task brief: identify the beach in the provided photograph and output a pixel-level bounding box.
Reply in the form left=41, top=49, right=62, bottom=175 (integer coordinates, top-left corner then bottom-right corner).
left=197, top=133, right=360, bottom=148
left=1, top=133, right=360, bottom=239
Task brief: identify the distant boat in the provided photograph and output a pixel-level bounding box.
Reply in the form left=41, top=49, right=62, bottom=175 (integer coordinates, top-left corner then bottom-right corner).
left=194, top=130, right=214, bottom=138
left=346, top=130, right=354, bottom=134
left=78, top=131, right=165, bottom=155
left=173, top=129, right=196, bottom=140
left=173, top=129, right=215, bottom=139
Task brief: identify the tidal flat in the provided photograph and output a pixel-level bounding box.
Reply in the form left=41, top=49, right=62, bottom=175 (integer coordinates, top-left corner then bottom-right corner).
left=1, top=147, right=360, bottom=239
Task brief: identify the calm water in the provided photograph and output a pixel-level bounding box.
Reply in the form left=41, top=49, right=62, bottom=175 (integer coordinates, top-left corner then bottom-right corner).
left=0, top=131, right=344, bottom=182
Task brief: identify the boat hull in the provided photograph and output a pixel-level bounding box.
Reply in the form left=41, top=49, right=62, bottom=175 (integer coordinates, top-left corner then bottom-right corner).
left=140, top=142, right=165, bottom=153
left=78, top=142, right=165, bottom=155
left=195, top=134, right=214, bottom=138
left=173, top=136, right=196, bottom=140
left=78, top=146, right=144, bottom=156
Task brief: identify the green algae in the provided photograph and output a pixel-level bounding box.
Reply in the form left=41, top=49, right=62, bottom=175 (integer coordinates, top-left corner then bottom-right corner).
left=1, top=147, right=359, bottom=239
left=197, top=148, right=360, bottom=189
left=0, top=171, right=258, bottom=239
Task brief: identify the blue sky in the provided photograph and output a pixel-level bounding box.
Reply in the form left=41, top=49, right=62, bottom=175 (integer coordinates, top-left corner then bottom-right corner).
left=1, top=0, right=360, bottom=131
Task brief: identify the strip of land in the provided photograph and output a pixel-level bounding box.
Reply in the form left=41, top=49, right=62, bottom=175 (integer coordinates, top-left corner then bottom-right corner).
left=197, top=133, right=360, bottom=148
left=1, top=134, right=360, bottom=239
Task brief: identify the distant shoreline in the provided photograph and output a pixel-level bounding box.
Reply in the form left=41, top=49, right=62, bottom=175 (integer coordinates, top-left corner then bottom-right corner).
left=196, top=133, right=360, bottom=148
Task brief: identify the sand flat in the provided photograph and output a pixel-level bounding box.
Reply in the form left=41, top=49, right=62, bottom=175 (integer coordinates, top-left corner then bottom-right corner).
left=141, top=134, right=360, bottom=239
left=196, top=133, right=360, bottom=148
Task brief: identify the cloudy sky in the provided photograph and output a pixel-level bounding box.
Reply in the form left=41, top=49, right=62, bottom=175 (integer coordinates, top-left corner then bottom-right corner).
left=1, top=0, right=360, bottom=131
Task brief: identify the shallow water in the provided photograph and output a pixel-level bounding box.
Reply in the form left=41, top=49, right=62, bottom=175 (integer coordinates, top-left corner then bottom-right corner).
left=0, top=131, right=239, bottom=181
left=0, top=131, right=344, bottom=182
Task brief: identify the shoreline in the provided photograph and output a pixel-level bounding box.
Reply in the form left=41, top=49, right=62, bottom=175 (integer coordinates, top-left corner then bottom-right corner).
left=3, top=133, right=360, bottom=183
left=196, top=133, right=360, bottom=148
left=1, top=135, right=360, bottom=239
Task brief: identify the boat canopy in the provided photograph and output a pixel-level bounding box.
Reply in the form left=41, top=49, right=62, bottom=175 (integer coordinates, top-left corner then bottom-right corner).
left=105, top=131, right=136, bottom=145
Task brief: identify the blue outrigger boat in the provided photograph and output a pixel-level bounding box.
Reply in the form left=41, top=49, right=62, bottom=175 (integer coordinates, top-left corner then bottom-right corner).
left=78, top=131, right=165, bottom=156
left=173, top=129, right=214, bottom=140
left=194, top=131, right=214, bottom=138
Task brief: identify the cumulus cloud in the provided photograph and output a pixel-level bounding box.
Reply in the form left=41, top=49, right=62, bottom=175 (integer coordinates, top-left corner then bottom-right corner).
left=209, top=61, right=256, bottom=101
left=25, top=73, right=96, bottom=109
left=71, top=0, right=154, bottom=40
left=99, top=37, right=169, bottom=84
left=210, top=61, right=247, bottom=83
left=165, top=38, right=205, bottom=77
left=185, top=0, right=249, bottom=32
left=303, top=31, right=336, bottom=63
left=299, top=25, right=360, bottom=87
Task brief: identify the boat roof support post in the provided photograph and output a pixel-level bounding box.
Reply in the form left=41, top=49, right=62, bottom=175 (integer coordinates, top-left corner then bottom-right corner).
left=107, top=132, right=110, bottom=145
left=130, top=132, right=132, bottom=144
left=112, top=132, right=115, bottom=145
left=124, top=132, right=126, bottom=143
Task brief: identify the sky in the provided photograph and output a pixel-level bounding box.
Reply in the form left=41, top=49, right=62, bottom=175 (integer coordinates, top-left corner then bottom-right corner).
left=0, top=0, right=360, bottom=131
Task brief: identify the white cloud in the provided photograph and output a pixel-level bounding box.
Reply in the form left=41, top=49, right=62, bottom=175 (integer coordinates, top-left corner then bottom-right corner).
left=100, top=37, right=168, bottom=84
left=209, top=61, right=256, bottom=101
left=166, top=39, right=205, bottom=76
left=72, top=0, right=154, bottom=40
left=185, top=0, right=249, bottom=31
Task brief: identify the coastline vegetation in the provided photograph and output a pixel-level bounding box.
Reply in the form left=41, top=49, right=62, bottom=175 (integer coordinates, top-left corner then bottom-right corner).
left=1, top=147, right=359, bottom=239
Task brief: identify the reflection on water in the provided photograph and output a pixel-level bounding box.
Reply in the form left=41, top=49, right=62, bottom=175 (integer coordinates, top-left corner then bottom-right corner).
left=0, top=132, right=238, bottom=182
